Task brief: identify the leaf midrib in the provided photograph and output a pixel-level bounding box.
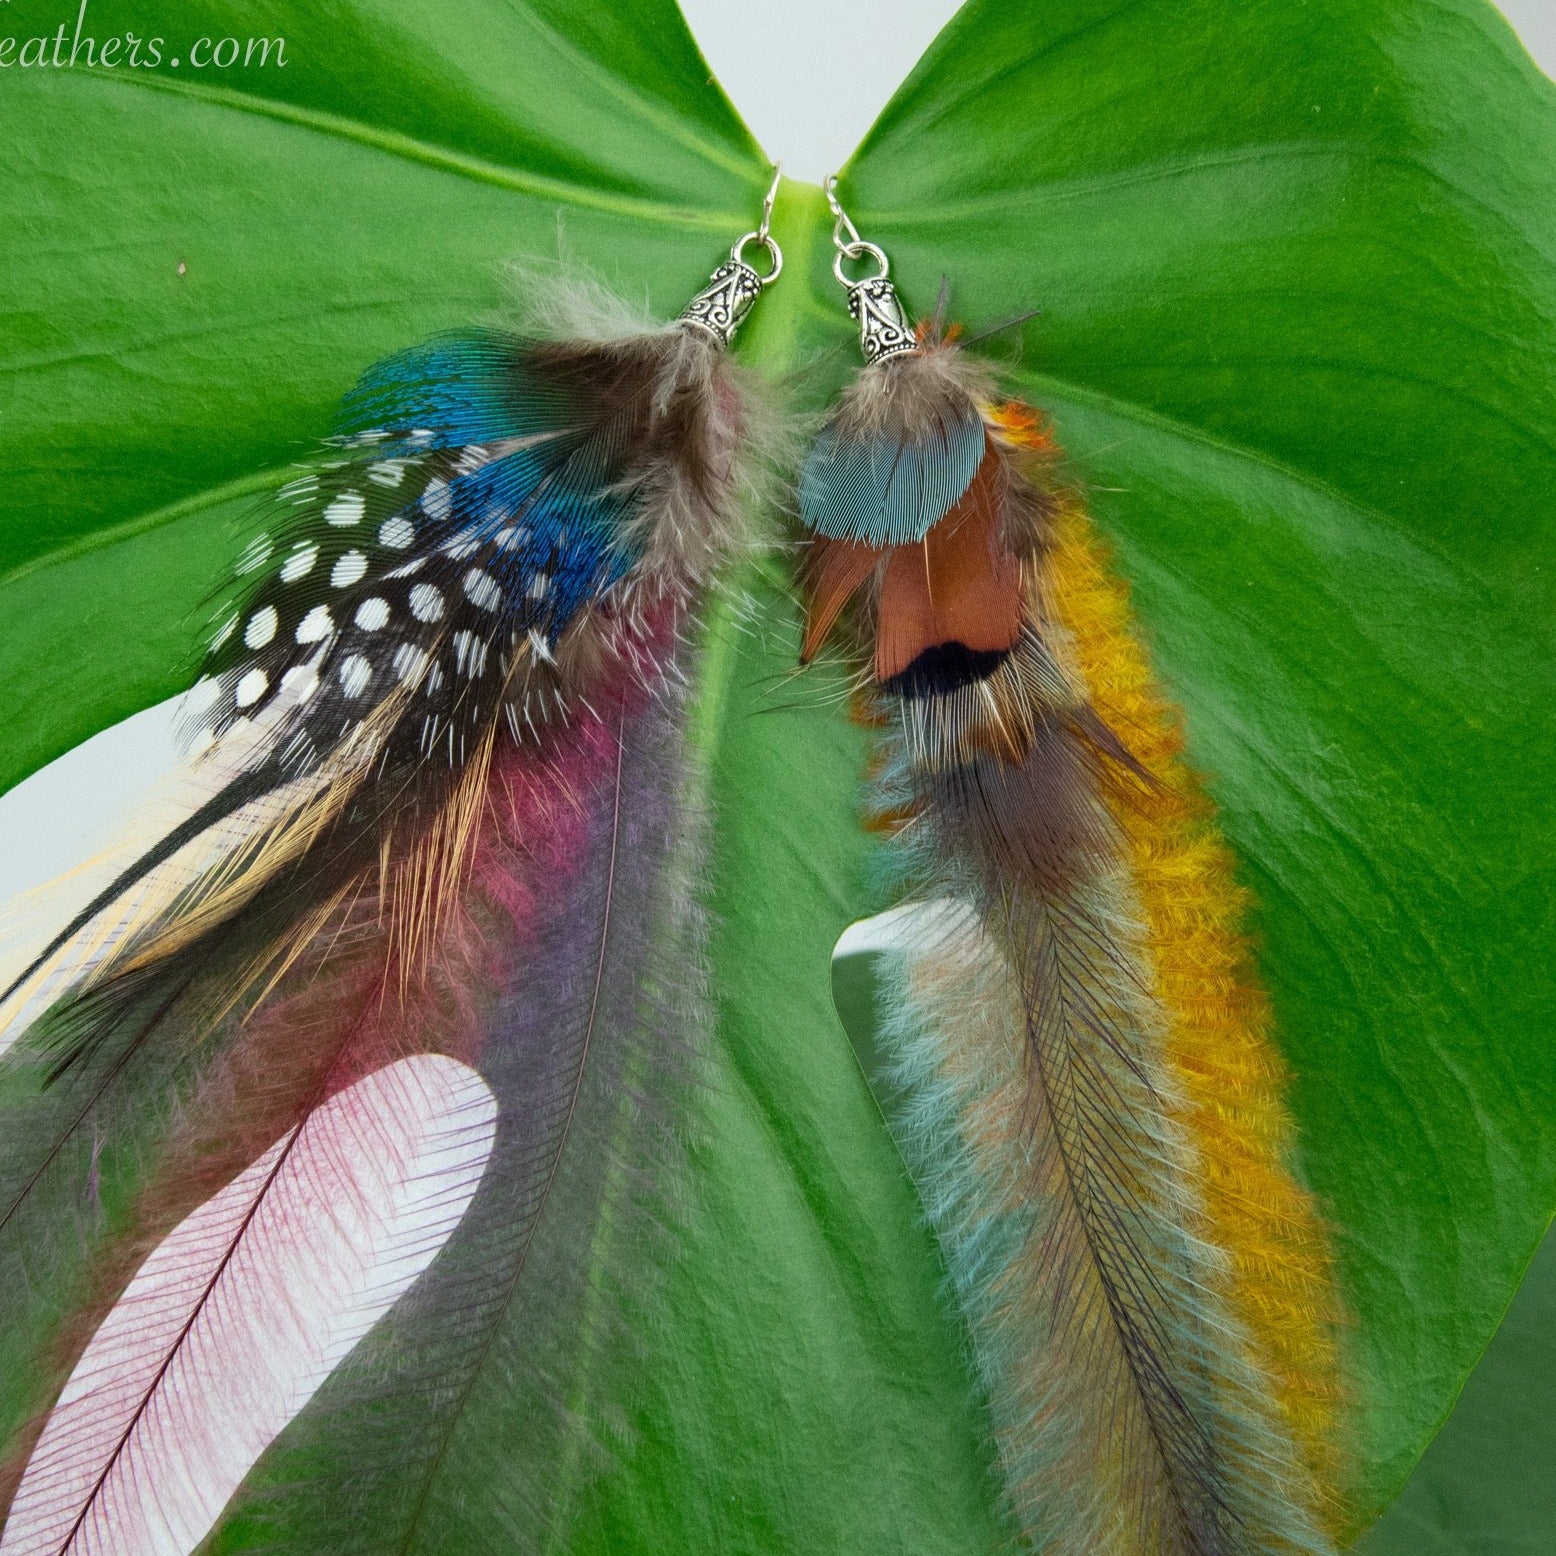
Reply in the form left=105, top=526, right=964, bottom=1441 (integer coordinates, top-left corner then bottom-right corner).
left=70, top=67, right=751, bottom=229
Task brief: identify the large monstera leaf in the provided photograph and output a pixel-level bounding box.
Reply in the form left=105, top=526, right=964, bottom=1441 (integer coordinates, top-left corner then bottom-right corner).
left=1, top=0, right=1554, bottom=1549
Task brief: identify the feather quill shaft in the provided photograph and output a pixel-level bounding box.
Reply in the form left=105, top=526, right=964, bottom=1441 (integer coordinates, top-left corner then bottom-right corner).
left=0, top=1056, right=497, bottom=1556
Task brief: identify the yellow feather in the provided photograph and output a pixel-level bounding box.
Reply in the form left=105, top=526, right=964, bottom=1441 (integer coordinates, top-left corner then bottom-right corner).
left=1046, top=497, right=1348, bottom=1526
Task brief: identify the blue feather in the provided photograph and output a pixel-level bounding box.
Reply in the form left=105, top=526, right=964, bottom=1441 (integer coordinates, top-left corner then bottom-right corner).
left=196, top=328, right=667, bottom=773
left=798, top=407, right=984, bottom=545
left=335, top=328, right=645, bottom=624
left=337, top=331, right=575, bottom=452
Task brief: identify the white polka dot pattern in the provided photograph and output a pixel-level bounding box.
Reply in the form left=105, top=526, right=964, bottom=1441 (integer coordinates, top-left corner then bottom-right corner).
left=324, top=493, right=365, bottom=527
left=235, top=669, right=268, bottom=708
left=354, top=598, right=391, bottom=632
left=204, top=379, right=634, bottom=778
left=338, top=655, right=373, bottom=699
left=331, top=551, right=368, bottom=589
left=296, top=605, right=334, bottom=645
left=409, top=584, right=445, bottom=624
left=463, top=571, right=501, bottom=612
left=280, top=544, right=318, bottom=583
left=244, top=606, right=278, bottom=650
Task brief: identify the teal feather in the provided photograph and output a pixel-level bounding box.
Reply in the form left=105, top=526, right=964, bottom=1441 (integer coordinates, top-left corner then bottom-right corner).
left=798, top=320, right=1336, bottom=1555
left=798, top=408, right=984, bottom=544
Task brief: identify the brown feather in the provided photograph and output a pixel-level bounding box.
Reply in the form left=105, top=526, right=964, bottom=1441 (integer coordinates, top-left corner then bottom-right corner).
left=874, top=446, right=1025, bottom=682
left=801, top=536, right=884, bottom=662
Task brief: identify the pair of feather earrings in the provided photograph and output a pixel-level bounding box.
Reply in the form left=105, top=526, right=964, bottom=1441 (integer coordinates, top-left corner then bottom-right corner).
left=0, top=168, right=1340, bottom=1555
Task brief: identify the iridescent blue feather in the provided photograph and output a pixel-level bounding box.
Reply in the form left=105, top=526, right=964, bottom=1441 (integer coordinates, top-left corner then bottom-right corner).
left=201, top=328, right=682, bottom=780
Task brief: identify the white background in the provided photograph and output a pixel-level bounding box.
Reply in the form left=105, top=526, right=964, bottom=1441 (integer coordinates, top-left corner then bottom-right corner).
left=680, top=0, right=1556, bottom=182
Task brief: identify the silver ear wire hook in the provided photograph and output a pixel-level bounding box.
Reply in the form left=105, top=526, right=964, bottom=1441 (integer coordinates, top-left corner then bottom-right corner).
left=825, top=174, right=862, bottom=254
left=823, top=175, right=917, bottom=364
left=825, top=174, right=886, bottom=283
left=758, top=164, right=783, bottom=248
left=680, top=164, right=784, bottom=346
left=730, top=162, right=785, bottom=282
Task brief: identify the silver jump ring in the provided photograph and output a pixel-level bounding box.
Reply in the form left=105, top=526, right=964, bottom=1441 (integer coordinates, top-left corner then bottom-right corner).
left=833, top=239, right=889, bottom=287
left=732, top=231, right=783, bottom=283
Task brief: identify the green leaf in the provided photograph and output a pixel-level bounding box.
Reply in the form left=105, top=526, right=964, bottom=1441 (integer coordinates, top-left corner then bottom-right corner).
left=0, top=0, right=763, bottom=783
left=4, top=0, right=1556, bottom=1547
left=0, top=11, right=1001, bottom=1554
left=1359, top=1216, right=1556, bottom=1553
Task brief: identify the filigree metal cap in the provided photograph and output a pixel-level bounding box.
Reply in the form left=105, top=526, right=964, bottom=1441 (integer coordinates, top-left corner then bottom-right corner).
left=679, top=259, right=767, bottom=346
left=678, top=169, right=783, bottom=348
left=847, top=275, right=919, bottom=364
left=824, top=177, right=919, bottom=366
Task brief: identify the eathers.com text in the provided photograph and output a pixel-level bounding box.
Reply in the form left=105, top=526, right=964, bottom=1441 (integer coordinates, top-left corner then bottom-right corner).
left=0, top=0, right=286, bottom=70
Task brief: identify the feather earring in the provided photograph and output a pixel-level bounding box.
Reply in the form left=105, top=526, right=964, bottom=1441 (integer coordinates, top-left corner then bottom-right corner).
left=797, top=178, right=1343, bottom=1556
left=0, top=173, right=785, bottom=1554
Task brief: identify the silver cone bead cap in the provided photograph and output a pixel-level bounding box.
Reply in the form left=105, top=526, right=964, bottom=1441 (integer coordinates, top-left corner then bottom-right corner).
left=679, top=260, right=765, bottom=346
left=848, top=276, right=918, bottom=363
